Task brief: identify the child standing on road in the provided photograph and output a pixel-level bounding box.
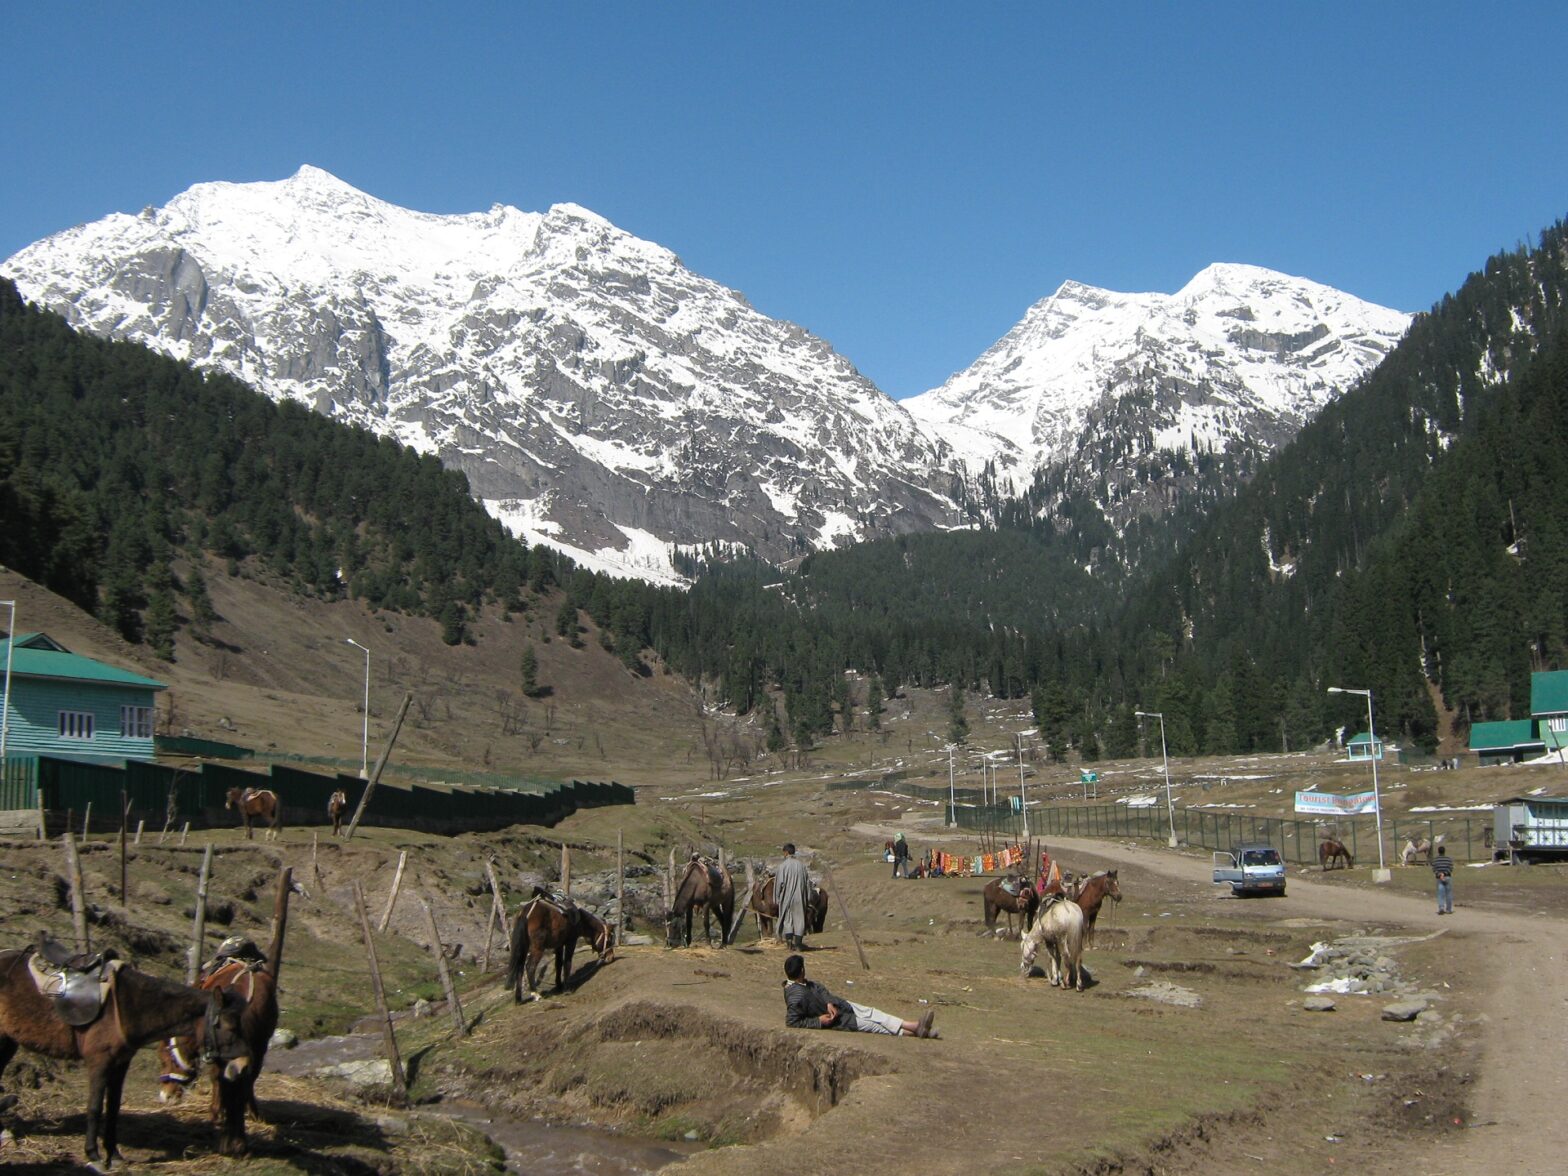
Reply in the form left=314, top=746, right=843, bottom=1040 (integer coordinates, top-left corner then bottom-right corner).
left=1431, top=843, right=1455, bottom=914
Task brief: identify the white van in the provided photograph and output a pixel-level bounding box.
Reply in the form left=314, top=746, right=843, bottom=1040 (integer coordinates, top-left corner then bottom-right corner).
left=1212, top=843, right=1287, bottom=896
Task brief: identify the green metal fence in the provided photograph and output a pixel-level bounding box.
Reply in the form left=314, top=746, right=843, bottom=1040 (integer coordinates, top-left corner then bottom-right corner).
left=953, top=802, right=1490, bottom=865
left=0, top=753, right=633, bottom=835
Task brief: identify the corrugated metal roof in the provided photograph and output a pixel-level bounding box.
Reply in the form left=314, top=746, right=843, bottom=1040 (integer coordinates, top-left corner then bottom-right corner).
left=1, top=637, right=165, bottom=690
left=1468, top=719, right=1542, bottom=751
left=1531, top=670, right=1568, bottom=716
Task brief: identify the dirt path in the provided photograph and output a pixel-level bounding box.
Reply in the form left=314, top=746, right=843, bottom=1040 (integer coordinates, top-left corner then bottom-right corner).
left=1043, top=836, right=1568, bottom=1171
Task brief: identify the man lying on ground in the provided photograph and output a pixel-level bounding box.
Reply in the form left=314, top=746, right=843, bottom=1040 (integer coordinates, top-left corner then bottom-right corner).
left=781, top=954, right=939, bottom=1037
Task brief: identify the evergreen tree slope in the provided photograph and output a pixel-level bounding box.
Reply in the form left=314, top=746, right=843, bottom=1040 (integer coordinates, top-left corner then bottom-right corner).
left=1121, top=223, right=1568, bottom=747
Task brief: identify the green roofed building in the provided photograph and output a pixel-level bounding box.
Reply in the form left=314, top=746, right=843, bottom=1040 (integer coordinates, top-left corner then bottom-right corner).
left=1469, top=719, right=1545, bottom=766
left=1346, top=731, right=1384, bottom=761
left=0, top=633, right=165, bottom=762
left=1531, top=671, right=1568, bottom=753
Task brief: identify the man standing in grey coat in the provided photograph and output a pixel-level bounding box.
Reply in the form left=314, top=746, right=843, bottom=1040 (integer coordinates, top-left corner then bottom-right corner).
left=775, top=843, right=811, bottom=951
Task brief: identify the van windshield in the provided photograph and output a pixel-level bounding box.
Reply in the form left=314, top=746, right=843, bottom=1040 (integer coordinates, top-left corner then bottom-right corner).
left=1242, top=849, right=1281, bottom=866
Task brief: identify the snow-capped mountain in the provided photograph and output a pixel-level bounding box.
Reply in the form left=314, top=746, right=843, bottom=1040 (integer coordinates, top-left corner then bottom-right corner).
left=906, top=265, right=1411, bottom=526
left=2, top=167, right=962, bottom=582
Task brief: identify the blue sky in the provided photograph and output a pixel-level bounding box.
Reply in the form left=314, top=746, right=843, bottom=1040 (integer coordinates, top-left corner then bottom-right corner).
left=4, top=2, right=1565, bottom=398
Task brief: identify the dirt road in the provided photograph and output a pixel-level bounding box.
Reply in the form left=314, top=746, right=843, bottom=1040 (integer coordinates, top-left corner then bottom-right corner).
left=1045, top=836, right=1567, bottom=1172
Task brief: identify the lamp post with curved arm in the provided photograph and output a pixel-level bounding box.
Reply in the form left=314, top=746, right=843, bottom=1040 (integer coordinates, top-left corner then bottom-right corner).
left=346, top=638, right=370, bottom=779
left=1328, top=686, right=1388, bottom=878
left=1134, top=710, right=1178, bottom=847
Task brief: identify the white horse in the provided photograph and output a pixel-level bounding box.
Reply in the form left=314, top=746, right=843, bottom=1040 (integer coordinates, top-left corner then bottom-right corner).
left=1019, top=894, right=1086, bottom=990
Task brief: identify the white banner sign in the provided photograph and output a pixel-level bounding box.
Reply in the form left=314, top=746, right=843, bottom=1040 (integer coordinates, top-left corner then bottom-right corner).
left=1294, top=789, right=1379, bottom=816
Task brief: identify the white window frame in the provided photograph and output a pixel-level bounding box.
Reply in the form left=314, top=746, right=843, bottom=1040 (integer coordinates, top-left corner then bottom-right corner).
left=58, top=710, right=95, bottom=740
left=120, top=705, right=153, bottom=738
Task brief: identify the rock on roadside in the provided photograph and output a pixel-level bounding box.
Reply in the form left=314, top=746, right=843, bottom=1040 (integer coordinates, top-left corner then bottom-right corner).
left=1381, top=998, right=1429, bottom=1022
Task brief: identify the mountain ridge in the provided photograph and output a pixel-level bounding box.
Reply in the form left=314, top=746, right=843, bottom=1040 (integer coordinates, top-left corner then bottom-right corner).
left=6, top=167, right=1408, bottom=581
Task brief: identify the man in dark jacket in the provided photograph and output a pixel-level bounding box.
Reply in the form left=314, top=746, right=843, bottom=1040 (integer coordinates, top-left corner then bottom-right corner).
left=891, top=833, right=910, bottom=879
left=782, top=954, right=938, bottom=1037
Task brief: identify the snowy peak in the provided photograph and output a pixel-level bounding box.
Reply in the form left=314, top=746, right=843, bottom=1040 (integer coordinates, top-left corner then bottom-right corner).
left=3, top=169, right=960, bottom=583
left=906, top=263, right=1411, bottom=479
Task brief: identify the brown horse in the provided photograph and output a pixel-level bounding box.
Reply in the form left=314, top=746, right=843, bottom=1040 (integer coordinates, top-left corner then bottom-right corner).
left=1072, top=870, right=1122, bottom=944
left=0, top=948, right=253, bottom=1166
left=667, top=856, right=735, bottom=948
left=744, top=872, right=828, bottom=942
left=982, top=876, right=1038, bottom=937
left=505, top=895, right=615, bottom=1001
left=225, top=787, right=281, bottom=841
left=155, top=868, right=298, bottom=1155
left=327, top=790, right=348, bottom=837
left=1320, top=839, right=1354, bottom=870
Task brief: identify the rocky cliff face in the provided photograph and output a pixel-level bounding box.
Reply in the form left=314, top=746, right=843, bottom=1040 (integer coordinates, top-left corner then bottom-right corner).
left=3, top=167, right=962, bottom=583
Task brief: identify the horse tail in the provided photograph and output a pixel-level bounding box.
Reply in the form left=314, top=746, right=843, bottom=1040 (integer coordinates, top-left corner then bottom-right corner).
left=503, top=908, right=529, bottom=1000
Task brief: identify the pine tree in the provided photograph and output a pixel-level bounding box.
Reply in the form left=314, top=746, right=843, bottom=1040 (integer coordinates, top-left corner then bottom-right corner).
left=866, top=674, right=885, bottom=731
left=948, top=686, right=970, bottom=746
left=144, top=562, right=178, bottom=661
left=520, top=643, right=540, bottom=697
left=186, top=562, right=216, bottom=636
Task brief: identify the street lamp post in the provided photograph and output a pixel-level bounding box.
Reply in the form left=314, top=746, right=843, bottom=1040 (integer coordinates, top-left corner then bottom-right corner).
left=1, top=600, right=16, bottom=767
left=947, top=743, right=956, bottom=827
left=1016, top=732, right=1029, bottom=839
left=345, top=638, right=370, bottom=779
left=1328, top=686, right=1388, bottom=878
left=1135, top=711, right=1179, bottom=848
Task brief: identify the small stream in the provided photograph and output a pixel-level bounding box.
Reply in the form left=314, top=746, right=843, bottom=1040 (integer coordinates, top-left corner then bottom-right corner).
left=268, top=1030, right=697, bottom=1174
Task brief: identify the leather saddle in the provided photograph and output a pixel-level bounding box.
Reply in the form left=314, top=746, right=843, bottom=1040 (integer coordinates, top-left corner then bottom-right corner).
left=529, top=885, right=576, bottom=913
left=29, top=934, right=120, bottom=1027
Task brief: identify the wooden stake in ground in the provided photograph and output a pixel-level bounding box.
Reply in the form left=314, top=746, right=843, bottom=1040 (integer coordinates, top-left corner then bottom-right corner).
left=615, top=829, right=624, bottom=944
left=179, top=821, right=189, bottom=846
left=419, top=893, right=467, bottom=1038
left=560, top=843, right=571, bottom=896
left=483, top=858, right=509, bottom=972
left=378, top=849, right=408, bottom=933
left=311, top=831, right=322, bottom=890
left=133, top=819, right=144, bottom=846
left=815, top=859, right=870, bottom=972
left=665, top=847, right=675, bottom=914
left=62, top=831, right=90, bottom=954
left=479, top=898, right=498, bottom=974
left=35, top=786, right=46, bottom=841
left=187, top=844, right=213, bottom=983
left=352, top=880, right=407, bottom=1097
left=344, top=692, right=413, bottom=840
left=81, top=802, right=92, bottom=841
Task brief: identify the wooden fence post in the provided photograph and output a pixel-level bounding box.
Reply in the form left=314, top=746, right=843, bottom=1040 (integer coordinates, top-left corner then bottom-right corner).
left=816, top=860, right=870, bottom=972
left=352, top=880, right=407, bottom=1097
left=188, top=844, right=212, bottom=983
left=560, top=843, right=571, bottom=896
left=344, top=692, right=412, bottom=840
left=419, top=894, right=467, bottom=1038
left=62, top=831, right=90, bottom=954
left=378, top=850, right=407, bottom=933
left=311, top=831, right=322, bottom=890
left=179, top=821, right=190, bottom=846
left=133, top=819, right=144, bottom=846
left=82, top=802, right=92, bottom=841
